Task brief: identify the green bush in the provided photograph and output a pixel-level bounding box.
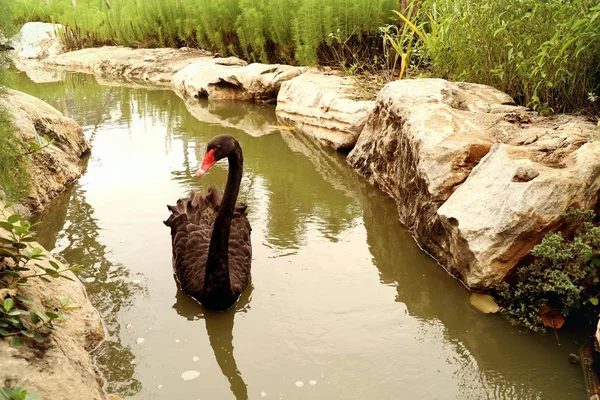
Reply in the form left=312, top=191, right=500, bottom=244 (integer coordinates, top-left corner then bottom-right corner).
left=496, top=209, right=600, bottom=332
left=12, top=0, right=397, bottom=65
left=0, top=111, right=30, bottom=204
left=421, top=0, right=600, bottom=113
left=0, top=0, right=29, bottom=203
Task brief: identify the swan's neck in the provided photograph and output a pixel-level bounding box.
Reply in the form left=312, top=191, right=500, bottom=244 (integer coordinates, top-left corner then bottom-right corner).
left=203, top=142, right=243, bottom=297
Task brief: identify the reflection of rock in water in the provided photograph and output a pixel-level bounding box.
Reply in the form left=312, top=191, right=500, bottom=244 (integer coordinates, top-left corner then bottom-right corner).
left=31, top=184, right=143, bottom=397
left=359, top=184, right=566, bottom=400
left=183, top=97, right=279, bottom=138
left=174, top=283, right=252, bottom=400
left=12, top=58, right=66, bottom=83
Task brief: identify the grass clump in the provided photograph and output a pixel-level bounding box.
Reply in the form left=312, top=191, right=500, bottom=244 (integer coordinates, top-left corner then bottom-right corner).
left=495, top=209, right=600, bottom=333
left=10, top=0, right=600, bottom=113
left=0, top=111, right=30, bottom=204
left=420, top=0, right=600, bottom=113
left=0, top=0, right=31, bottom=203
left=12, top=0, right=397, bottom=65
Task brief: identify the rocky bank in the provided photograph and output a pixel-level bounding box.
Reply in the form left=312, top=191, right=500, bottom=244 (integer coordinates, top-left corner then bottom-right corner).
left=0, top=88, right=90, bottom=213
left=2, top=38, right=106, bottom=396
left=0, top=218, right=106, bottom=399
left=347, top=79, right=600, bottom=289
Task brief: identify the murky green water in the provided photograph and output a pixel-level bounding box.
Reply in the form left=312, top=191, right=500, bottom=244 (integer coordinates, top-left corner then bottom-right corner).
left=11, top=70, right=587, bottom=399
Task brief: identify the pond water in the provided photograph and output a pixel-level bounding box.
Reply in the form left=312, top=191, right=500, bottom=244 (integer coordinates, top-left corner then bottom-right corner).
left=11, top=70, right=587, bottom=399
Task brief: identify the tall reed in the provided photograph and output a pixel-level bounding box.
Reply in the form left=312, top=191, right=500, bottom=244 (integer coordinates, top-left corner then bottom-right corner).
left=12, top=0, right=397, bottom=65
left=421, top=0, right=600, bottom=113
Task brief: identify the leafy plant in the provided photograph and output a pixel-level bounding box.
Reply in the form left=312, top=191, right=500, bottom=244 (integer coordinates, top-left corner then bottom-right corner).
left=0, top=386, right=39, bottom=400
left=495, top=208, right=600, bottom=333
left=387, top=3, right=431, bottom=80
left=421, top=0, right=600, bottom=113
left=0, top=208, right=82, bottom=348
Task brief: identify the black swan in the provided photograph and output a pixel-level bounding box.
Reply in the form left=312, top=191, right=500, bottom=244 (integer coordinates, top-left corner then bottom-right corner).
left=164, top=135, right=252, bottom=311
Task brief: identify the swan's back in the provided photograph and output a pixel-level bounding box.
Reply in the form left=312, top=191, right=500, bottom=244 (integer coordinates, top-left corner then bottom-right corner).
left=164, top=186, right=252, bottom=302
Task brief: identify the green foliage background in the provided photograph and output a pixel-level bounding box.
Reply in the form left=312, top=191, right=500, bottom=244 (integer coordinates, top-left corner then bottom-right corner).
left=421, top=0, right=600, bottom=113
left=12, top=0, right=397, bottom=65
left=0, top=0, right=30, bottom=203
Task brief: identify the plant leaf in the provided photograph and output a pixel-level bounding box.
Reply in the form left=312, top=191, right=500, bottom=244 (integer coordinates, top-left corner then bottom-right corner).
left=7, top=215, right=21, bottom=224
left=45, top=311, right=59, bottom=320
left=33, top=331, right=44, bottom=343
left=29, top=312, right=40, bottom=325
left=0, top=221, right=14, bottom=232
left=21, top=330, right=34, bottom=338
left=539, top=305, right=565, bottom=329
left=15, top=294, right=32, bottom=305
left=10, top=336, right=23, bottom=349
left=3, top=298, right=14, bottom=312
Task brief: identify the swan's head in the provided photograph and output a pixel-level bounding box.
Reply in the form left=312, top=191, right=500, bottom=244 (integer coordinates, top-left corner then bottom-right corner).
left=196, top=135, right=237, bottom=177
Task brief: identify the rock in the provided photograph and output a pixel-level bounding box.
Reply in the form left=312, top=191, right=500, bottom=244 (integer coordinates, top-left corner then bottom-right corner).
left=276, top=71, right=375, bottom=149
left=0, top=89, right=90, bottom=212
left=348, top=78, right=600, bottom=289
left=44, top=47, right=213, bottom=87
left=11, top=22, right=64, bottom=60
left=0, top=212, right=106, bottom=399
left=207, top=63, right=305, bottom=103
left=172, top=59, right=304, bottom=103
left=569, top=353, right=581, bottom=365
left=172, top=57, right=248, bottom=98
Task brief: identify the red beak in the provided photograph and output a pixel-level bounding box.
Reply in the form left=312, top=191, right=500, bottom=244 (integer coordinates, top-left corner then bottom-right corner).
left=196, top=149, right=216, bottom=177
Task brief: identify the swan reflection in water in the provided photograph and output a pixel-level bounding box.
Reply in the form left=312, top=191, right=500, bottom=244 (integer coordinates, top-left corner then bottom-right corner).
left=173, top=282, right=253, bottom=400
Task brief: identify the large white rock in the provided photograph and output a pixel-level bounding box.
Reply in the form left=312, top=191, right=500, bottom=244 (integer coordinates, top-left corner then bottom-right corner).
left=276, top=71, right=375, bottom=149
left=44, top=47, right=212, bottom=87
left=171, top=57, right=248, bottom=98
left=348, top=78, right=600, bottom=289
left=11, top=22, right=64, bottom=59
left=172, top=59, right=304, bottom=103
left=0, top=89, right=90, bottom=211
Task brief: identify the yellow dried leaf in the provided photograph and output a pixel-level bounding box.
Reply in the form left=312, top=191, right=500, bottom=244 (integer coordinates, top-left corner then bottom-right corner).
left=469, top=292, right=500, bottom=314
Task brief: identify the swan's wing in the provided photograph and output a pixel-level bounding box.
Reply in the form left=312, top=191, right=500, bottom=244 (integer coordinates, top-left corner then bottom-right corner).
left=164, top=192, right=216, bottom=298
left=165, top=190, right=252, bottom=299
left=228, top=213, right=252, bottom=296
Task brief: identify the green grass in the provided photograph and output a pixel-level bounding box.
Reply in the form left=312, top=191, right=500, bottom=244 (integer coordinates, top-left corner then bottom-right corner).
left=9, top=0, right=600, bottom=114
left=1, top=0, right=31, bottom=203
left=420, top=0, right=600, bottom=113
left=0, top=106, right=31, bottom=204
left=12, top=0, right=397, bottom=65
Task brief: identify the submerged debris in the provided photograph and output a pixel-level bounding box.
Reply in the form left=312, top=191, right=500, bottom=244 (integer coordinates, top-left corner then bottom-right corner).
left=469, top=293, right=500, bottom=314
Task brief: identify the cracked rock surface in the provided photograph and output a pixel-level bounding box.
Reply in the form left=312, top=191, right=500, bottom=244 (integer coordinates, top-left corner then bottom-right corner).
left=348, top=78, right=600, bottom=289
